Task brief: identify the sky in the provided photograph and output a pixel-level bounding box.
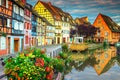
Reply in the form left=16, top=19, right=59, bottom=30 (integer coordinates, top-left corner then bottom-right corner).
left=27, top=0, right=120, bottom=25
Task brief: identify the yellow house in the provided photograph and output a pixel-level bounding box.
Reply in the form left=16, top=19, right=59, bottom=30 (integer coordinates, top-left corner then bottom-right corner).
left=37, top=15, right=45, bottom=46
left=34, top=1, right=56, bottom=45
left=34, top=1, right=73, bottom=44
left=94, top=47, right=116, bottom=75
left=34, top=1, right=62, bottom=44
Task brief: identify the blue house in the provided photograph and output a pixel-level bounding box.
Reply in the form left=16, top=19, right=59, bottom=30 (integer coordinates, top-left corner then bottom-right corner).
left=11, top=0, right=25, bottom=53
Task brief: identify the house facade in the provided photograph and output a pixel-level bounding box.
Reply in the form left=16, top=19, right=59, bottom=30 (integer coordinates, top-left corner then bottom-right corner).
left=24, top=3, right=32, bottom=49
left=31, top=10, right=37, bottom=47
left=34, top=1, right=56, bottom=45
left=0, top=0, right=12, bottom=56
left=93, top=13, right=120, bottom=44
left=11, top=0, right=25, bottom=54
left=34, top=1, right=73, bottom=44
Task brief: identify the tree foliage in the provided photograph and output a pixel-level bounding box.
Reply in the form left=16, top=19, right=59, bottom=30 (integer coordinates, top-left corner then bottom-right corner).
left=76, top=24, right=99, bottom=37
left=70, top=28, right=76, bottom=38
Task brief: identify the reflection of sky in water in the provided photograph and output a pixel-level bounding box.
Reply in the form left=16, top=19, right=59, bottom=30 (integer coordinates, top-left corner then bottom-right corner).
left=64, top=47, right=120, bottom=80
left=64, top=64, right=120, bottom=80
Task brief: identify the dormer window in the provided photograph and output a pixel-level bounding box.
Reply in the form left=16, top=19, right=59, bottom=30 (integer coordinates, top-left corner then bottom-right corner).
left=44, top=9, right=47, bottom=12
left=98, top=19, right=101, bottom=24
left=62, top=16, right=64, bottom=21
left=67, top=18, right=69, bottom=22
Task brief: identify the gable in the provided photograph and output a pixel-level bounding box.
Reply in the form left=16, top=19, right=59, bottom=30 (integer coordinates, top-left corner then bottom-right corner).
left=34, top=1, right=54, bottom=25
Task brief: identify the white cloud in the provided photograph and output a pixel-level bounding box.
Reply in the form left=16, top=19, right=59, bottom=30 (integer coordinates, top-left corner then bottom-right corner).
left=118, top=23, right=120, bottom=26
left=112, top=16, right=120, bottom=19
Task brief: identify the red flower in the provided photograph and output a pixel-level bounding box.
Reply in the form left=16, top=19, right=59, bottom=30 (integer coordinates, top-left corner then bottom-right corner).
left=35, top=58, right=44, bottom=67
left=45, top=66, right=51, bottom=73
left=46, top=73, right=53, bottom=80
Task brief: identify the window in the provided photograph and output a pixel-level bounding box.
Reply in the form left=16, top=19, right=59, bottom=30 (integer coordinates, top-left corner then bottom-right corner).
left=27, top=23, right=29, bottom=29
left=20, top=23, right=24, bottom=30
left=0, top=37, right=6, bottom=50
left=0, top=18, right=2, bottom=27
left=14, top=5, right=19, bottom=14
left=20, top=8, right=24, bottom=17
left=25, top=36, right=28, bottom=44
left=67, top=18, right=69, bottom=22
left=7, top=18, right=10, bottom=27
left=24, top=22, right=27, bottom=29
left=98, top=19, right=101, bottom=24
left=105, top=32, right=108, bottom=36
left=6, top=0, right=8, bottom=8
left=21, top=0, right=26, bottom=4
left=3, top=18, right=7, bottom=27
left=0, top=0, right=6, bottom=6
left=44, top=9, right=47, bottom=12
left=14, top=20, right=18, bottom=30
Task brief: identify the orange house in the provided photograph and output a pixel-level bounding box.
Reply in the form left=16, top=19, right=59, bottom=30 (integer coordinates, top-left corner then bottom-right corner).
left=0, top=0, right=12, bottom=56
left=93, top=13, right=120, bottom=44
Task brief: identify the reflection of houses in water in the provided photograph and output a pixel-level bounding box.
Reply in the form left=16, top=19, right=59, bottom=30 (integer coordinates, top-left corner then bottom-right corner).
left=94, top=47, right=117, bottom=75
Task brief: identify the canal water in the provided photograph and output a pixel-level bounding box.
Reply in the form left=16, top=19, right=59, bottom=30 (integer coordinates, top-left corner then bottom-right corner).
left=64, top=47, right=120, bottom=80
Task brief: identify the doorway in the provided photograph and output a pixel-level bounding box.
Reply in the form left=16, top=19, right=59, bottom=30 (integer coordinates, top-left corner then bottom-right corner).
left=57, top=37, right=60, bottom=44
left=8, top=37, right=10, bottom=54
left=14, top=38, right=19, bottom=52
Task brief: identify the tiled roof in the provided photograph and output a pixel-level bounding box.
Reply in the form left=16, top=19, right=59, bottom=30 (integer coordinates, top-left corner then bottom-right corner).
left=100, top=13, right=120, bottom=32
left=75, top=16, right=91, bottom=25
left=39, top=1, right=61, bottom=21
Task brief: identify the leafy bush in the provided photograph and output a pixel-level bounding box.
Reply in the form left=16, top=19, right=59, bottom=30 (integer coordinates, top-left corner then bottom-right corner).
left=4, top=48, right=68, bottom=80
left=62, top=44, right=68, bottom=52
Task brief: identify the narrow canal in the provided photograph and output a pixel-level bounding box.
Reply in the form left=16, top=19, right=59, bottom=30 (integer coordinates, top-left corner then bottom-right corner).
left=64, top=47, right=120, bottom=80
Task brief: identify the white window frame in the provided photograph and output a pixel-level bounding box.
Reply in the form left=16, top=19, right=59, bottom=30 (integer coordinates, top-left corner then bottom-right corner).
left=0, top=0, right=1, bottom=5
left=0, top=37, right=6, bottom=50
left=20, top=8, right=24, bottom=17
left=6, top=0, right=8, bottom=8
left=20, top=22, right=24, bottom=30
left=14, top=20, right=18, bottom=30
left=7, top=18, right=10, bottom=27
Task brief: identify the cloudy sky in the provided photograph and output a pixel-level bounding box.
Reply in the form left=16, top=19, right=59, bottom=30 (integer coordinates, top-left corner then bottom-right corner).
left=27, top=0, right=120, bottom=25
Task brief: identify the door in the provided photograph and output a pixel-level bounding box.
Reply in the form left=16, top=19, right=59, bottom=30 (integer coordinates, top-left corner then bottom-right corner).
left=14, top=39, right=19, bottom=52
left=8, top=37, right=10, bottom=54
left=57, top=37, right=60, bottom=44
left=63, top=38, right=66, bottom=43
left=21, top=39, right=24, bottom=51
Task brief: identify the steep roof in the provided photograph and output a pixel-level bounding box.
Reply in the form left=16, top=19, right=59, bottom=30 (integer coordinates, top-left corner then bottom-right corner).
left=75, top=16, right=91, bottom=25
left=100, top=13, right=120, bottom=32
left=37, top=1, right=61, bottom=21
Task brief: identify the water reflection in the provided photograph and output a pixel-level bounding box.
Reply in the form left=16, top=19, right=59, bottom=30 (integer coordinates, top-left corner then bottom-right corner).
left=64, top=47, right=120, bottom=80
left=94, top=47, right=116, bottom=75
